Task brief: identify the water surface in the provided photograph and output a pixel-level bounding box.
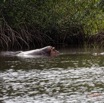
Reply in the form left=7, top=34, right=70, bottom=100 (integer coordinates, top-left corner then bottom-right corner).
left=0, top=48, right=104, bottom=103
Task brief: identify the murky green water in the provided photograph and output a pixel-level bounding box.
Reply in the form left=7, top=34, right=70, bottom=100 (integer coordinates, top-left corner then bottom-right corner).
left=0, top=49, right=104, bottom=103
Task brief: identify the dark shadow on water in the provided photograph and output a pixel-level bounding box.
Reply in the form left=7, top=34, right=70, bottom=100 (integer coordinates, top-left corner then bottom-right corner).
left=0, top=49, right=104, bottom=71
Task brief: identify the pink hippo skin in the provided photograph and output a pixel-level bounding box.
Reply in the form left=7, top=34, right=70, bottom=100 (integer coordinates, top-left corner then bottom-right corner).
left=17, top=46, right=59, bottom=58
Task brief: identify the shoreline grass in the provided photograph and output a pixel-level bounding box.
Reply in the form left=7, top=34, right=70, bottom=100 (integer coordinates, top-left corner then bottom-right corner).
left=0, top=0, right=104, bottom=50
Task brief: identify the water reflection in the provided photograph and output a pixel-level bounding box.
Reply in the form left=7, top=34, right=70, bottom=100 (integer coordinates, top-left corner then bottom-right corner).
left=0, top=50, right=104, bottom=103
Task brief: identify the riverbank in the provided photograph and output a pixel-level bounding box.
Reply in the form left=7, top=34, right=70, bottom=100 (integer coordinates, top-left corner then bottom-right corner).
left=1, top=30, right=104, bottom=51
left=0, top=0, right=104, bottom=50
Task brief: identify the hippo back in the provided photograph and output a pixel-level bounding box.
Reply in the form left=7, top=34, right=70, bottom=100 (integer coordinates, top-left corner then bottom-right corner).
left=17, top=46, right=51, bottom=57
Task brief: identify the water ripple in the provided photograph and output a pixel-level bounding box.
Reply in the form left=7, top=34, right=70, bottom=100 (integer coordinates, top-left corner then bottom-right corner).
left=0, top=53, right=104, bottom=103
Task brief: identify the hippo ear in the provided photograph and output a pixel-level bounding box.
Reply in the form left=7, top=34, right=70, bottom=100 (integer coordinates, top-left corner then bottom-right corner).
left=52, top=47, right=55, bottom=51
left=42, top=46, right=53, bottom=56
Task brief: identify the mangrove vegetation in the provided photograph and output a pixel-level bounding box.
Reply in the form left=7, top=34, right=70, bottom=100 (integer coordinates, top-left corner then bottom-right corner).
left=0, top=0, right=104, bottom=50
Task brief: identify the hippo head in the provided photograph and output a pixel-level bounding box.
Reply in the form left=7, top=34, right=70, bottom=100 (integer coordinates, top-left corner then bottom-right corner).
left=42, top=46, right=59, bottom=57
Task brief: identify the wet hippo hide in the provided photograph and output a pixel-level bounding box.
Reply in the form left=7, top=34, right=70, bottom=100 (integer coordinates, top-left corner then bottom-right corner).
left=17, top=46, right=59, bottom=57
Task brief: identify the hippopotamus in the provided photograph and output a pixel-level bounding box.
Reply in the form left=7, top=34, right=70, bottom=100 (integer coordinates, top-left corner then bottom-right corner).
left=17, top=46, right=59, bottom=58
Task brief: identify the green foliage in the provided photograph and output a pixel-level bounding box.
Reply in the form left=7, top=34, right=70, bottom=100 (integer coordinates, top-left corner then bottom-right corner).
left=0, top=0, right=104, bottom=49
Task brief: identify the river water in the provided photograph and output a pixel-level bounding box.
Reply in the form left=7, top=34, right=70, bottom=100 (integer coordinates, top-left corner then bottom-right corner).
left=0, top=48, right=104, bottom=103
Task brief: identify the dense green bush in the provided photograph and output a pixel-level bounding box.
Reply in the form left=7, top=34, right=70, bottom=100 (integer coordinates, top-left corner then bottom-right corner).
left=0, top=0, right=104, bottom=50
